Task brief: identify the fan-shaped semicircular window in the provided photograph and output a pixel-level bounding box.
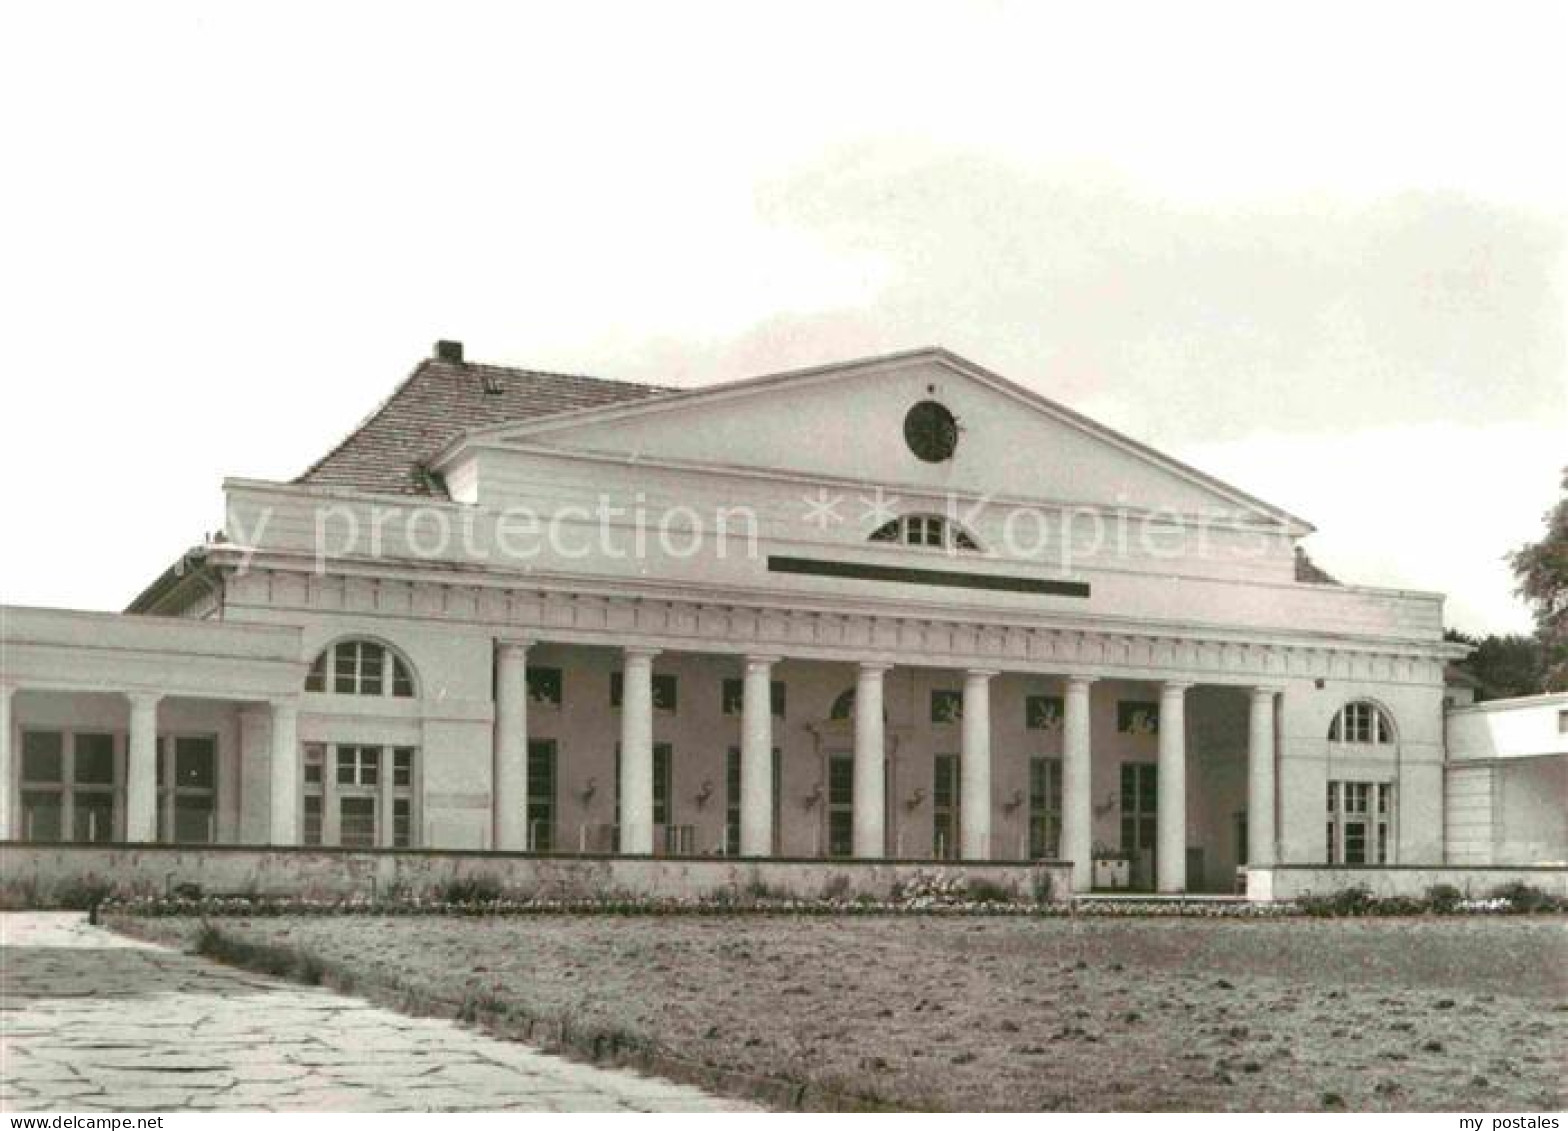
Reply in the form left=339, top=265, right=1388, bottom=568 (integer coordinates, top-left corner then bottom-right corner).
left=1327, top=700, right=1395, bottom=744
left=304, top=639, right=417, bottom=699
left=868, top=514, right=980, bottom=551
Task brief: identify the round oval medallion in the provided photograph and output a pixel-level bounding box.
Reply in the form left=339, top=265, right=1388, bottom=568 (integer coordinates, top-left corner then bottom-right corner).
left=903, top=400, right=959, bottom=462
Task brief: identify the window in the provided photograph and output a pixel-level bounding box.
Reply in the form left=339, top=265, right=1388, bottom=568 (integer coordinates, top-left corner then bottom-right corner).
left=1026, top=695, right=1064, bottom=732
left=932, top=754, right=960, bottom=859
left=305, top=640, right=416, bottom=698
left=721, top=679, right=786, bottom=718
left=1029, top=757, right=1063, bottom=859
left=1558, top=709, right=1567, bottom=735
left=1326, top=780, right=1394, bottom=864
left=1117, top=702, right=1160, bottom=735
left=868, top=514, right=980, bottom=551
left=1328, top=701, right=1395, bottom=744
left=527, top=667, right=562, bottom=709
left=931, top=691, right=963, bottom=724
left=21, top=731, right=119, bottom=844
left=300, top=742, right=417, bottom=847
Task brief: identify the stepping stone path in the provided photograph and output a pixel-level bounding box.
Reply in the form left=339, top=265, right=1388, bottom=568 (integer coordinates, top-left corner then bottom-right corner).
left=1, top=913, right=754, bottom=1112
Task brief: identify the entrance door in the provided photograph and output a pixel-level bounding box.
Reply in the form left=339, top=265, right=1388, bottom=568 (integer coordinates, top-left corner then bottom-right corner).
left=162, top=736, right=217, bottom=844
left=725, top=745, right=782, bottom=856
left=1029, top=757, right=1063, bottom=859
left=826, top=753, right=854, bottom=857
left=527, top=739, right=556, bottom=852
left=932, top=754, right=960, bottom=859
left=1120, top=763, right=1158, bottom=889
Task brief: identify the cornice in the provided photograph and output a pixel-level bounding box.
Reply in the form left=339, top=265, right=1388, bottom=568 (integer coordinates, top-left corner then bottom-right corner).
left=211, top=549, right=1461, bottom=663
left=217, top=562, right=1458, bottom=687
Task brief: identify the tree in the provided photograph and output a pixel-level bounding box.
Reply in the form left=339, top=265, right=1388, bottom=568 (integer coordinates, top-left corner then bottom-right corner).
left=1444, top=630, right=1542, bottom=699
left=1509, top=466, right=1568, bottom=692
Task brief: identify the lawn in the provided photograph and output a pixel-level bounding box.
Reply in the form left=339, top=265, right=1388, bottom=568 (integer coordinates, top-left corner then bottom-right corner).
left=120, top=914, right=1567, bottom=1112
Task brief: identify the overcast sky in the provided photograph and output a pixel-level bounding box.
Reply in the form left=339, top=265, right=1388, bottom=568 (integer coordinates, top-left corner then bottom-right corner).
left=1, top=1, right=1563, bottom=635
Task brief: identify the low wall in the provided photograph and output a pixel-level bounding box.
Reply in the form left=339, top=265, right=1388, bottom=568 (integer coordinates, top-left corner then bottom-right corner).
left=0, top=843, right=1071, bottom=905
left=1248, top=865, right=1568, bottom=903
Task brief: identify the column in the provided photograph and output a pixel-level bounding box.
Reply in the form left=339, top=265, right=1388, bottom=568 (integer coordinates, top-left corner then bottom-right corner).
left=1156, top=681, right=1191, bottom=893
left=0, top=683, right=15, bottom=841
left=739, top=655, right=778, bottom=857
left=1061, top=676, right=1096, bottom=893
left=852, top=662, right=890, bottom=859
left=618, top=647, right=659, bottom=856
left=125, top=692, right=162, bottom=843
left=1247, top=686, right=1279, bottom=868
left=494, top=640, right=531, bottom=851
left=961, top=669, right=995, bottom=860
left=269, top=697, right=300, bottom=845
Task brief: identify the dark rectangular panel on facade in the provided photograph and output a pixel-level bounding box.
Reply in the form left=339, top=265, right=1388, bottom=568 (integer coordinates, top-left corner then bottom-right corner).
left=766, top=555, right=1091, bottom=598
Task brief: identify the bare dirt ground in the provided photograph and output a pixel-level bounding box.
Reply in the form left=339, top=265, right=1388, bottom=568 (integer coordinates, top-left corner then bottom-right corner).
left=124, top=914, right=1567, bottom=1112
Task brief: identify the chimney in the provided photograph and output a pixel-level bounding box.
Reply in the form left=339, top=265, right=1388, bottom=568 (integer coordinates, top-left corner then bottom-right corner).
left=434, top=340, right=464, bottom=363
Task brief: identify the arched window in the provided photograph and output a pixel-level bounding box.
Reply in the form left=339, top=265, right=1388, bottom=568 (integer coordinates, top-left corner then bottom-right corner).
left=828, top=687, right=890, bottom=722
left=1327, top=701, right=1394, bottom=744
left=305, top=639, right=416, bottom=698
left=868, top=513, right=980, bottom=551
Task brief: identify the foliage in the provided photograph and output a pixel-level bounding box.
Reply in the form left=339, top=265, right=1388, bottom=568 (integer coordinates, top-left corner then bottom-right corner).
left=1424, top=883, right=1463, bottom=914
left=1298, top=884, right=1377, bottom=917
left=438, top=873, right=505, bottom=904
left=1489, top=880, right=1559, bottom=914
left=1443, top=631, right=1544, bottom=700
left=1298, top=882, right=1565, bottom=917
left=816, top=873, right=852, bottom=902
left=965, top=878, right=1017, bottom=905
left=1508, top=466, right=1568, bottom=691
left=50, top=876, right=117, bottom=910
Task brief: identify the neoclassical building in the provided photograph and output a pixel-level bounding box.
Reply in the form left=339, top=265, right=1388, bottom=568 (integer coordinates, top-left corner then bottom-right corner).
left=2, top=343, right=1488, bottom=893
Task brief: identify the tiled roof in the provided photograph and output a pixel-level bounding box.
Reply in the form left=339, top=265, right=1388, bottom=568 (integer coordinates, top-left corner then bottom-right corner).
left=296, top=356, right=675, bottom=497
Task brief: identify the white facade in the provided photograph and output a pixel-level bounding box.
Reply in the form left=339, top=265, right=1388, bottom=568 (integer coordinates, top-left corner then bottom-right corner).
left=1444, top=694, right=1568, bottom=866
left=0, top=346, right=1481, bottom=892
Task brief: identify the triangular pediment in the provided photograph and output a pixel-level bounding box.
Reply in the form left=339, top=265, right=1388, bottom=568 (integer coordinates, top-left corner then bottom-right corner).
left=435, top=348, right=1310, bottom=530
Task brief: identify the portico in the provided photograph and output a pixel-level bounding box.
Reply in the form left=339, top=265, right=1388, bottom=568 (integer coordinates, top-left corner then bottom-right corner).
left=480, top=632, right=1286, bottom=891
left=1, top=343, right=1470, bottom=894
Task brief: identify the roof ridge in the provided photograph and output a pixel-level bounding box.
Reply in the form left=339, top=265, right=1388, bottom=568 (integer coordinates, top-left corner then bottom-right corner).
left=457, top=358, right=679, bottom=391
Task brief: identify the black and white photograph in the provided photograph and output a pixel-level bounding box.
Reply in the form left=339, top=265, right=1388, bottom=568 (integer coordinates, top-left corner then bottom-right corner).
left=1, top=0, right=1564, bottom=1119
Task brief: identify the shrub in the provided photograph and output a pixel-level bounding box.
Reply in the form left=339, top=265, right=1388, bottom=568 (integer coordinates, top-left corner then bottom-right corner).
left=1298, top=885, right=1376, bottom=917
left=52, top=876, right=117, bottom=910
left=743, top=877, right=790, bottom=901
left=967, top=878, right=1016, bottom=905
left=439, top=874, right=504, bottom=904
left=893, top=869, right=969, bottom=908
left=1031, top=870, right=1058, bottom=906
left=818, top=874, right=852, bottom=902
left=1372, top=895, right=1427, bottom=916
left=1425, top=883, right=1464, bottom=914
left=1488, top=881, right=1561, bottom=914
left=0, top=878, right=41, bottom=911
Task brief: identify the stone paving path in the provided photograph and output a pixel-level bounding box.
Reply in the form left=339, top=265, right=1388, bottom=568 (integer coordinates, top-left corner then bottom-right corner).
left=0, top=913, right=755, bottom=1112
